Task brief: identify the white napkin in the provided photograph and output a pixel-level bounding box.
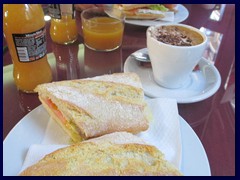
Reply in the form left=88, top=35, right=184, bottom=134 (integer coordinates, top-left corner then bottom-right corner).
left=20, top=144, right=67, bottom=173
left=20, top=98, right=182, bottom=173
left=139, top=98, right=182, bottom=168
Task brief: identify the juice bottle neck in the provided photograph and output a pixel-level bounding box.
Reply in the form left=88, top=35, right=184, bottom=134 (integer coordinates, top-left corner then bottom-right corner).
left=51, top=14, right=75, bottom=22
left=48, top=4, right=75, bottom=21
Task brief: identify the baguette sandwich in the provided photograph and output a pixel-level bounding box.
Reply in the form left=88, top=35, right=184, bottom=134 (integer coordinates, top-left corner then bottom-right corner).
left=34, top=73, right=152, bottom=142
left=113, top=4, right=178, bottom=20
left=20, top=132, right=182, bottom=176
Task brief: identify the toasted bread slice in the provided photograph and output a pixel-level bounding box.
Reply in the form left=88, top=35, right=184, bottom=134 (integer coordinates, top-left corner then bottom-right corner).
left=35, top=73, right=152, bottom=142
left=20, top=140, right=182, bottom=176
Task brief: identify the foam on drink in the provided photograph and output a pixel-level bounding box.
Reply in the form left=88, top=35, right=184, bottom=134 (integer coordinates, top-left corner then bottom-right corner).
left=150, top=25, right=203, bottom=46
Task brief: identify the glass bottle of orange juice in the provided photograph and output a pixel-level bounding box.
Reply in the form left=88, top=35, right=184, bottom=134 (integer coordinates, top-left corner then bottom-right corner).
left=49, top=4, right=78, bottom=45
left=3, top=4, right=52, bottom=93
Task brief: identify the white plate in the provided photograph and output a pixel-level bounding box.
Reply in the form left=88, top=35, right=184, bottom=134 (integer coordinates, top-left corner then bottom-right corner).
left=3, top=105, right=211, bottom=176
left=125, top=4, right=189, bottom=27
left=124, top=48, right=221, bottom=103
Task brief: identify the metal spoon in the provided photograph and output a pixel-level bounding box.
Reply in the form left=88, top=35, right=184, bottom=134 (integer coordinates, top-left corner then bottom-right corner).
left=131, top=51, right=151, bottom=62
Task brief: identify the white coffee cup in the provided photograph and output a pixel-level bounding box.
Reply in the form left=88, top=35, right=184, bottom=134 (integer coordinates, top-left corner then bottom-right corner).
left=147, top=24, right=208, bottom=89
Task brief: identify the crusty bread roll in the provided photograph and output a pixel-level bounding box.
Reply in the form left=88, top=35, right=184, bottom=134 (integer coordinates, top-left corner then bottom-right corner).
left=20, top=132, right=182, bottom=176
left=113, top=4, right=178, bottom=20
left=34, top=73, right=152, bottom=142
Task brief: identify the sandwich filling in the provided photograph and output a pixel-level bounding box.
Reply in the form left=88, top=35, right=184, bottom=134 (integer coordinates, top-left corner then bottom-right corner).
left=44, top=98, right=84, bottom=142
left=45, top=98, right=66, bottom=124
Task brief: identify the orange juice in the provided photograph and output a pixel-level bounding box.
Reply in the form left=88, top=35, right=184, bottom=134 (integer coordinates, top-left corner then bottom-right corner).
left=82, top=17, right=124, bottom=51
left=3, top=4, right=52, bottom=93
left=50, top=15, right=78, bottom=44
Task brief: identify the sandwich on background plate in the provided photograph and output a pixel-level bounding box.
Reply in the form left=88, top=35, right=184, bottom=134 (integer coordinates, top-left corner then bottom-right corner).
left=113, top=4, right=178, bottom=20
left=34, top=73, right=152, bottom=143
left=20, top=132, right=183, bottom=176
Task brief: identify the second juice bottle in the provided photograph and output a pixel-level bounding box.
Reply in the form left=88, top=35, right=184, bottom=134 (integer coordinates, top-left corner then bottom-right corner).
left=49, top=4, right=78, bottom=45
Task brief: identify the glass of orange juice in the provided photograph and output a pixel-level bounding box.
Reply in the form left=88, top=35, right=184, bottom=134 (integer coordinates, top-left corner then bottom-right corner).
left=81, top=6, right=125, bottom=52
left=49, top=4, right=78, bottom=45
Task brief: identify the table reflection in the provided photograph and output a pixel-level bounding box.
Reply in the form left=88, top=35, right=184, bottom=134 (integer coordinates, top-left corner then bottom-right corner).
left=220, top=59, right=235, bottom=110
left=83, top=46, right=123, bottom=77
left=50, top=43, right=123, bottom=79
left=52, top=42, right=80, bottom=81
left=17, top=91, right=39, bottom=113
left=201, top=27, right=223, bottom=63
left=209, top=4, right=226, bottom=21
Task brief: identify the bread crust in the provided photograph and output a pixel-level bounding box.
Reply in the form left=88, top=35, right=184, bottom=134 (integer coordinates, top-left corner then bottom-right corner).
left=116, top=4, right=153, bottom=11
left=123, top=13, right=165, bottom=20
left=20, top=142, right=182, bottom=176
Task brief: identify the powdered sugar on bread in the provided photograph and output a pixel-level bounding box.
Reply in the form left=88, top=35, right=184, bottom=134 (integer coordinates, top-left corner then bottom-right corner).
left=45, top=85, right=148, bottom=137
left=85, top=72, right=143, bottom=89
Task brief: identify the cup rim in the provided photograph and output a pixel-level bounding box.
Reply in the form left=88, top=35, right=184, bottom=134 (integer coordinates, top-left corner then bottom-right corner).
left=147, top=23, right=207, bottom=48
left=81, top=6, right=125, bottom=25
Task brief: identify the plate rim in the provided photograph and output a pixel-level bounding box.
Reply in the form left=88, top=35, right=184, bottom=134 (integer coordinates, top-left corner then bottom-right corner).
left=3, top=105, right=210, bottom=176
left=124, top=48, right=221, bottom=103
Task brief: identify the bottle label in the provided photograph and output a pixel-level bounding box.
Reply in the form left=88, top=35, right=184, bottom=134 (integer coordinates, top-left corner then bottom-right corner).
left=12, top=27, right=47, bottom=63
left=48, top=4, right=75, bottom=19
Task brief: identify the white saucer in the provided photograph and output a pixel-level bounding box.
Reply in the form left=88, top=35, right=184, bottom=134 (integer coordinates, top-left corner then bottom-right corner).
left=124, top=48, right=221, bottom=103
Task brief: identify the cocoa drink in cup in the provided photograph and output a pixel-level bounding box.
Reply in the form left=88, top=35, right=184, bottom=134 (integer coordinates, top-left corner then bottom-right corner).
left=147, top=24, right=207, bottom=89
